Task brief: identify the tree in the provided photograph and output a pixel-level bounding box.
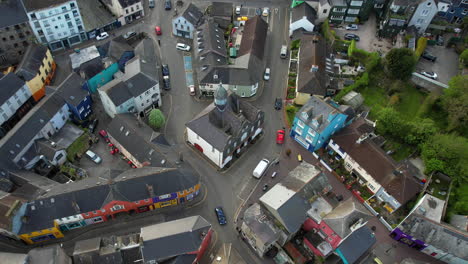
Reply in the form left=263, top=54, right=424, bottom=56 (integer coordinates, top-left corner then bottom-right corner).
left=405, top=118, right=438, bottom=146
left=148, top=109, right=165, bottom=129
left=421, top=134, right=468, bottom=183
left=441, top=75, right=468, bottom=133
left=460, top=49, right=468, bottom=67
left=375, top=107, right=408, bottom=141
left=384, top=48, right=417, bottom=80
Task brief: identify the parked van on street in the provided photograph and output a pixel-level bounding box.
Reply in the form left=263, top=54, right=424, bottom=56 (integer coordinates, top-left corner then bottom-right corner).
left=280, top=45, right=288, bottom=58
left=253, top=159, right=270, bottom=178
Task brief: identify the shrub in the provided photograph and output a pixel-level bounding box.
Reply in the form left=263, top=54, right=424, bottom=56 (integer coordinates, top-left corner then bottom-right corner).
left=290, top=39, right=300, bottom=50
left=148, top=109, right=165, bottom=130
left=389, top=94, right=400, bottom=105
left=415, top=37, right=428, bottom=58
left=460, top=49, right=468, bottom=67
left=225, top=24, right=233, bottom=36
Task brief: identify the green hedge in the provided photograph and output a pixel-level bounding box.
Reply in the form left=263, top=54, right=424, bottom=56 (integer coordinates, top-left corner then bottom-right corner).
left=348, top=40, right=356, bottom=57
left=290, top=39, right=300, bottom=50
left=322, top=19, right=336, bottom=42
left=415, top=37, right=428, bottom=58
left=335, top=72, right=369, bottom=102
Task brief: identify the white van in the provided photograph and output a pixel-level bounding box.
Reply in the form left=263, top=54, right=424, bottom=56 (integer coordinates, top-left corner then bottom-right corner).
left=253, top=159, right=270, bottom=179
left=280, top=45, right=288, bottom=59
left=85, top=150, right=102, bottom=164
left=148, top=0, right=155, bottom=8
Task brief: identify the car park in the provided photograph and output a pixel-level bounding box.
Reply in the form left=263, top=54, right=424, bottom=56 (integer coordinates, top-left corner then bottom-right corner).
left=96, top=32, right=109, bottom=40
left=344, top=33, right=360, bottom=41
left=421, top=71, right=438, bottom=80
left=176, top=43, right=191, bottom=51
left=346, top=24, right=358, bottom=30
left=274, top=98, right=282, bottom=110
left=262, top=7, right=270, bottom=16
left=123, top=31, right=136, bottom=40
left=155, top=26, right=162, bottom=35
left=421, top=52, right=437, bottom=62
left=276, top=129, right=285, bottom=144
left=165, top=0, right=171, bottom=10
left=85, top=150, right=102, bottom=164
left=263, top=68, right=270, bottom=81
left=88, top=119, right=98, bottom=133
left=214, top=207, right=227, bottom=225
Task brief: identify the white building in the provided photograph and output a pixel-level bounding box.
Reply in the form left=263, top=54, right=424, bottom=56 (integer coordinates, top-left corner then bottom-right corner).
left=317, top=0, right=332, bottom=22
left=408, top=0, right=439, bottom=34
left=0, top=73, right=33, bottom=133
left=23, top=0, right=87, bottom=51
left=99, top=58, right=160, bottom=118
left=290, top=3, right=316, bottom=36
left=101, top=0, right=144, bottom=26
left=172, top=3, right=203, bottom=39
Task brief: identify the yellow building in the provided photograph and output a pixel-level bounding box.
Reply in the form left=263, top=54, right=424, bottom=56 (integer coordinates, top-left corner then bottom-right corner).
left=19, top=221, right=64, bottom=245
left=16, top=44, right=56, bottom=102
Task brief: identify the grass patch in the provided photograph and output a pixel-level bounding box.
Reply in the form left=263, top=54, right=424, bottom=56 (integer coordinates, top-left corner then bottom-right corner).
left=358, top=83, right=388, bottom=119
left=286, top=105, right=299, bottom=127
left=382, top=139, right=414, bottom=162
left=66, top=133, right=91, bottom=162
left=395, top=85, right=427, bottom=121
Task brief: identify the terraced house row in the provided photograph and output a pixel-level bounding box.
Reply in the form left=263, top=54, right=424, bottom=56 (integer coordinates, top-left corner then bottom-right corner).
left=11, top=167, right=201, bottom=244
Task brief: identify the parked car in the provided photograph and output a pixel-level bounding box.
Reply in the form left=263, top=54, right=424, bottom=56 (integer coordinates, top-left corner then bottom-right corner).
left=271, top=171, right=277, bottom=178
left=214, top=207, right=227, bottom=225
left=163, top=77, right=171, bottom=90
left=280, top=45, right=288, bottom=59
left=263, top=68, right=270, bottom=81
left=155, top=26, right=162, bottom=35
left=123, top=31, right=136, bottom=40
left=162, top=64, right=170, bottom=76
left=421, top=71, right=438, bottom=80
left=436, top=35, right=444, bottom=46
left=262, top=184, right=269, bottom=191
left=262, top=7, right=270, bottom=16
left=346, top=24, right=359, bottom=30
left=189, top=85, right=196, bottom=96
left=276, top=129, right=285, bottom=144
left=274, top=98, right=282, bottom=110
left=85, top=150, right=102, bottom=164
left=96, top=32, right=109, bottom=41
left=421, top=52, right=437, bottom=62
left=149, top=0, right=155, bottom=8
left=344, top=33, right=360, bottom=41
left=297, top=154, right=303, bottom=162
left=165, top=0, right=171, bottom=10
left=235, top=6, right=241, bottom=15
left=176, top=43, right=191, bottom=51
left=99, top=130, right=110, bottom=143
left=88, top=119, right=98, bottom=133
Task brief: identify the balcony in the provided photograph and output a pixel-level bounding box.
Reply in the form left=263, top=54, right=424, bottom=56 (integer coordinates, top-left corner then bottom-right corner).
left=350, top=0, right=363, bottom=7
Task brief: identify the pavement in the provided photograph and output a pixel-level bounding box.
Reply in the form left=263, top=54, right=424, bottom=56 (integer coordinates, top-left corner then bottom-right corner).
left=416, top=42, right=459, bottom=85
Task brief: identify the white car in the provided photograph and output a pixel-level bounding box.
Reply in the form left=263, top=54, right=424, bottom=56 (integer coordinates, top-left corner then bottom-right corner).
left=346, top=24, right=359, bottom=30
left=96, top=32, right=109, bottom=41
left=264, top=68, right=270, bottom=81
left=262, top=7, right=270, bottom=17
left=235, top=6, right=241, bottom=15
left=176, top=43, right=191, bottom=51
left=421, top=71, right=438, bottom=80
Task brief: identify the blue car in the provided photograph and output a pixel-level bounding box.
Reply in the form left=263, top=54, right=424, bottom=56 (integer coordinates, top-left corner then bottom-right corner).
left=215, top=207, right=227, bottom=225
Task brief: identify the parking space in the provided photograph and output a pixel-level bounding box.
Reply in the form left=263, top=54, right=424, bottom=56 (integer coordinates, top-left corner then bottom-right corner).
left=416, top=44, right=459, bottom=84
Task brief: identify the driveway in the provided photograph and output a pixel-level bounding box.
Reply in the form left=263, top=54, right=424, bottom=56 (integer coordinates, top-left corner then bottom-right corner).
left=416, top=44, right=459, bottom=85
left=333, top=14, right=393, bottom=55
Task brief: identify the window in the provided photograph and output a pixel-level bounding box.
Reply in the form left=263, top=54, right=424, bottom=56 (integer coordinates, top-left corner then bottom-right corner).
left=295, top=126, right=303, bottom=135
left=131, top=7, right=134, bottom=12
left=416, top=18, right=424, bottom=23
left=421, top=9, right=429, bottom=16
left=70, top=2, right=75, bottom=8
left=30, top=13, right=36, bottom=19
left=65, top=14, right=70, bottom=20
left=34, top=21, right=40, bottom=28
left=62, top=6, right=66, bottom=12
left=73, top=10, right=78, bottom=17
left=463, top=9, right=468, bottom=15
left=126, top=9, right=129, bottom=14
left=6, top=100, right=11, bottom=106
left=297, top=120, right=305, bottom=128
left=305, top=134, right=314, bottom=143
left=212, top=146, right=215, bottom=152
left=323, top=9, right=328, bottom=13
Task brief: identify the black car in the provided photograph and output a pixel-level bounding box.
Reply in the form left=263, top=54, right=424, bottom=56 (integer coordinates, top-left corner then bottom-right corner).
left=162, top=64, right=170, bottom=77
left=214, top=207, right=227, bottom=225
left=163, top=77, right=171, bottom=90
left=274, top=98, right=282, bottom=110
left=165, top=0, right=171, bottom=10
left=421, top=52, right=437, bottom=62
left=344, top=33, right=360, bottom=41
left=88, top=119, right=98, bottom=133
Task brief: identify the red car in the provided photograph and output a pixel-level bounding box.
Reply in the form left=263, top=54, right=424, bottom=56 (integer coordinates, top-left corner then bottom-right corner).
left=276, top=129, right=285, bottom=144
left=99, top=129, right=110, bottom=143
left=155, top=26, right=162, bottom=35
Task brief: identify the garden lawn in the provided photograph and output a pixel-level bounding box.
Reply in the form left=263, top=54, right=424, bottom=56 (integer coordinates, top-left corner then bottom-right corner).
left=286, top=105, right=299, bottom=127
left=395, top=84, right=427, bottom=121
left=358, top=84, right=387, bottom=120
left=67, top=133, right=90, bottom=162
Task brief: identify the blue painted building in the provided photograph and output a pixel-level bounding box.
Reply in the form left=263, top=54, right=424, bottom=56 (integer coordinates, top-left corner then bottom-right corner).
left=290, top=96, right=354, bottom=152
left=86, top=63, right=119, bottom=93
left=56, top=73, right=92, bottom=121
left=437, top=0, right=467, bottom=24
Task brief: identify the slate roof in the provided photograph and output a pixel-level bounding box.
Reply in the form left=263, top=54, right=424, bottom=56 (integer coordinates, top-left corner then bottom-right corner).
left=107, top=114, right=169, bottom=167
left=296, top=96, right=350, bottom=133
left=181, top=3, right=203, bottom=26
left=197, top=21, right=228, bottom=60
left=79, top=57, right=105, bottom=79
left=292, top=2, right=317, bottom=23
left=0, top=0, right=29, bottom=28
left=56, top=73, right=88, bottom=106
left=17, top=167, right=199, bottom=234
left=16, top=45, right=48, bottom=82
left=106, top=81, right=132, bottom=106
left=117, top=0, right=140, bottom=8
left=211, top=2, right=232, bottom=17
left=0, top=93, right=65, bottom=163
left=336, top=226, right=376, bottom=264
left=238, top=16, right=268, bottom=60
left=186, top=87, right=262, bottom=150
left=100, top=36, right=133, bottom=61
left=298, top=35, right=327, bottom=96
left=331, top=119, right=422, bottom=205
left=140, top=215, right=211, bottom=262
left=22, top=0, right=71, bottom=11
left=0, top=73, right=27, bottom=106
left=323, top=198, right=372, bottom=239
left=125, top=72, right=158, bottom=97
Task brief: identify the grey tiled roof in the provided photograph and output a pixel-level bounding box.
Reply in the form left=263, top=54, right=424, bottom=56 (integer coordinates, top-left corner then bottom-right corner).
left=18, top=167, right=199, bottom=234
left=296, top=96, right=342, bottom=133
left=238, top=16, right=268, bottom=60
left=117, top=0, right=140, bottom=8
left=292, top=2, right=316, bottom=23
left=140, top=216, right=211, bottom=262
left=16, top=45, right=48, bottom=82
left=56, top=73, right=88, bottom=106
left=106, top=81, right=133, bottom=106
left=0, top=73, right=26, bottom=106
left=125, top=72, right=157, bottom=97
left=197, top=21, right=227, bottom=60
left=22, top=0, right=70, bottom=11
left=182, top=3, right=203, bottom=26
left=323, top=198, right=372, bottom=239
left=211, top=2, right=232, bottom=17
left=336, top=226, right=376, bottom=263
left=297, top=35, right=328, bottom=96
left=0, top=0, right=29, bottom=28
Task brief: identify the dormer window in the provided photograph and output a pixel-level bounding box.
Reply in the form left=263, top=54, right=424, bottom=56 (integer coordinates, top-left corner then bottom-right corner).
left=312, top=119, right=319, bottom=128
left=301, top=112, right=309, bottom=120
